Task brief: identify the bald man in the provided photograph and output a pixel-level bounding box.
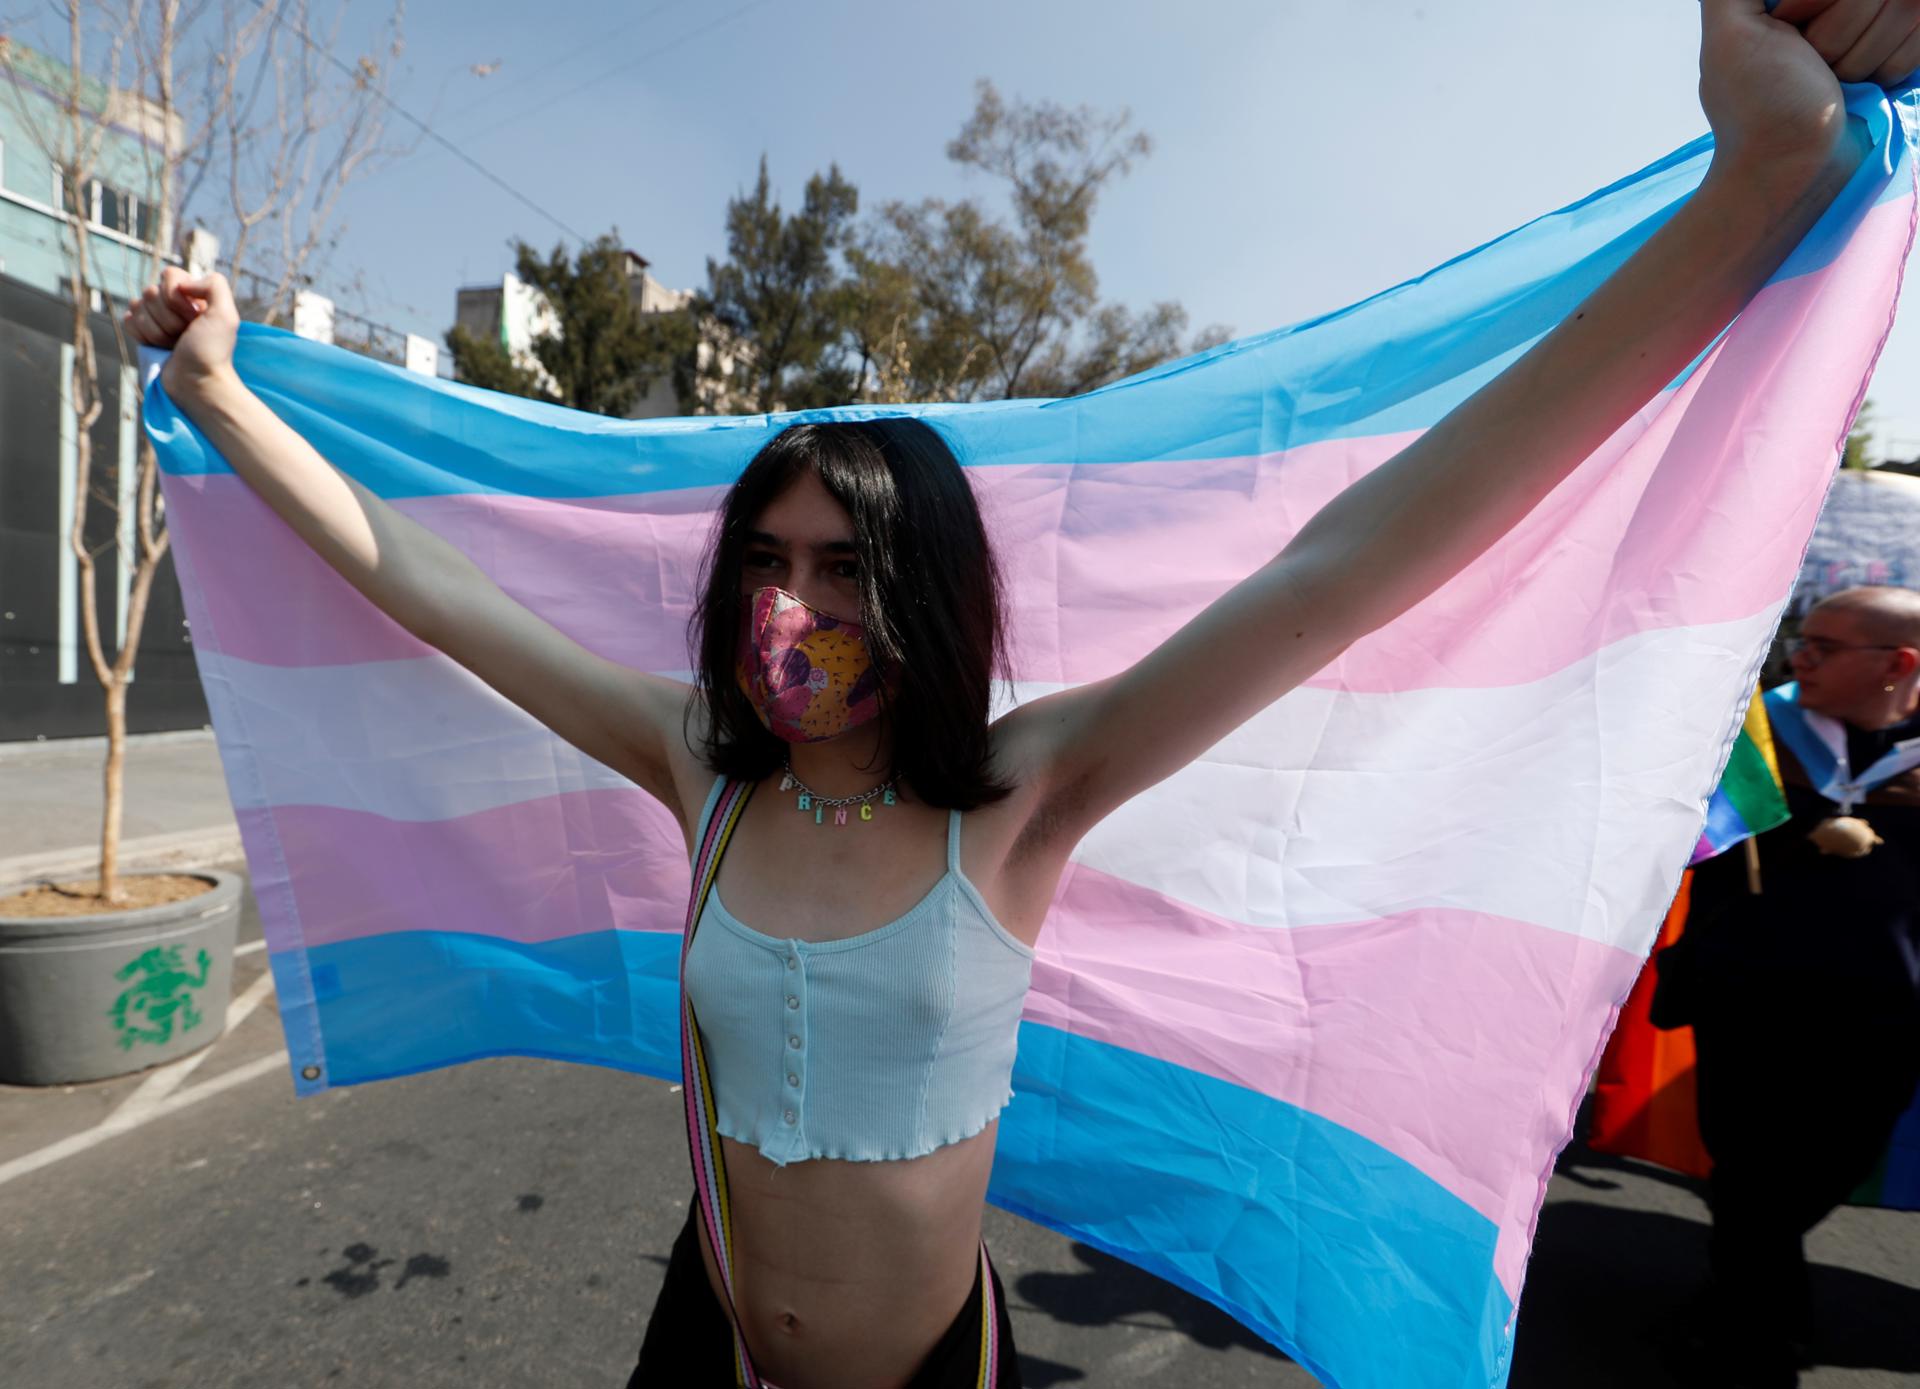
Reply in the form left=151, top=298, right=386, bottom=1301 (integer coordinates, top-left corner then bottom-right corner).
left=1665, top=586, right=1920, bottom=1385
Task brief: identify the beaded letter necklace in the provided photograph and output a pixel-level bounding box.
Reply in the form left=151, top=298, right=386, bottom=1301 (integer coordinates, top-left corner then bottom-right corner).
left=781, top=759, right=897, bottom=826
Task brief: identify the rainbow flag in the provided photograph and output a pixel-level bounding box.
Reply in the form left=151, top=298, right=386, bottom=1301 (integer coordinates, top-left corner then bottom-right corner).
left=1590, top=876, right=1714, bottom=1181
left=1689, top=685, right=1791, bottom=863
left=144, top=84, right=1920, bottom=1389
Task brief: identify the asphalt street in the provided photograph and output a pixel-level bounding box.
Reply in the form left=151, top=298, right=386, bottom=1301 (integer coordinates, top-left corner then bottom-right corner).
left=1, top=860, right=1916, bottom=1388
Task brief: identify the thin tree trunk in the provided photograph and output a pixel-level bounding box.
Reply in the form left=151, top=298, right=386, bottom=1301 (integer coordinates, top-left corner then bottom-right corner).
left=100, top=677, right=127, bottom=896
left=59, top=3, right=122, bottom=902
left=80, top=0, right=182, bottom=907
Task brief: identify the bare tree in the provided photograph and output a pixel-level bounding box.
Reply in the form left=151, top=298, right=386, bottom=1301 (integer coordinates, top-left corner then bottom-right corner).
left=186, top=0, right=408, bottom=323
left=1, top=0, right=404, bottom=903
left=1, top=6, right=155, bottom=902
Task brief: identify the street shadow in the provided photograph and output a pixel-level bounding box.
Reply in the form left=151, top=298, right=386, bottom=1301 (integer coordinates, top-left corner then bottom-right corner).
left=1807, top=1254, right=1920, bottom=1375
left=1511, top=1200, right=1705, bottom=1388
left=1012, top=1353, right=1086, bottom=1388
left=303, top=1242, right=451, bottom=1299
left=1512, top=1201, right=1920, bottom=1385
left=1559, top=1098, right=1711, bottom=1204
left=1013, top=1241, right=1291, bottom=1361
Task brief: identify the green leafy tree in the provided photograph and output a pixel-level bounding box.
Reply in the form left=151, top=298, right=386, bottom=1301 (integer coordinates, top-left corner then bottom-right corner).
left=444, top=321, right=548, bottom=401
left=446, top=232, right=692, bottom=417
left=1842, top=397, right=1877, bottom=470
left=696, top=158, right=860, bottom=413
left=841, top=247, right=932, bottom=403
left=863, top=81, right=1230, bottom=402
left=696, top=83, right=1228, bottom=411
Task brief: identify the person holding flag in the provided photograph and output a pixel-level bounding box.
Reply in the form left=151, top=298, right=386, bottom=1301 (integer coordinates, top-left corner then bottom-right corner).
left=122, top=2, right=1920, bottom=1385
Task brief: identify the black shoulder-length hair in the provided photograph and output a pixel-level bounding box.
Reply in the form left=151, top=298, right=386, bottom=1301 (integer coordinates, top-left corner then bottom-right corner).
left=688, top=417, right=1013, bottom=810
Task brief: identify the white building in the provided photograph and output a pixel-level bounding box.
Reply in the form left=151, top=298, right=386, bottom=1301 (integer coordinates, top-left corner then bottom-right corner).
left=452, top=248, right=753, bottom=418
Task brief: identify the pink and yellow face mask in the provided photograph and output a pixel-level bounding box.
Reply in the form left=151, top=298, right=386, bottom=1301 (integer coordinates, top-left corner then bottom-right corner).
left=735, top=586, right=884, bottom=743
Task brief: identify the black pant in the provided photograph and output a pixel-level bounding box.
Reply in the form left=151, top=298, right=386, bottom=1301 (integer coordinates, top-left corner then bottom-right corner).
left=1693, top=1007, right=1920, bottom=1371
left=629, top=1203, right=1023, bottom=1387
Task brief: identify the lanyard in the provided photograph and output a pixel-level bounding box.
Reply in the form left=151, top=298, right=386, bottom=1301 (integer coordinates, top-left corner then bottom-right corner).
left=680, top=778, right=761, bottom=1386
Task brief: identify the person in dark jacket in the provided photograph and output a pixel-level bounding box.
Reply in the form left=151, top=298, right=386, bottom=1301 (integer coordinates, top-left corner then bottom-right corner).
left=1663, top=585, right=1920, bottom=1387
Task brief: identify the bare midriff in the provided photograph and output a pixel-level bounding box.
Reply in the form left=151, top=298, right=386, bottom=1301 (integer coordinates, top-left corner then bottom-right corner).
left=694, top=1120, right=999, bottom=1389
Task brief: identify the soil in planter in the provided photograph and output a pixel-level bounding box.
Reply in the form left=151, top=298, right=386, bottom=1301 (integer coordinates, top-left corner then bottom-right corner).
left=0, top=874, right=217, bottom=917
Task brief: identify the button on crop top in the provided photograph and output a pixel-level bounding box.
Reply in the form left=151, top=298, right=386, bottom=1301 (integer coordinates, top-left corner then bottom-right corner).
left=681, top=776, right=1036, bottom=1166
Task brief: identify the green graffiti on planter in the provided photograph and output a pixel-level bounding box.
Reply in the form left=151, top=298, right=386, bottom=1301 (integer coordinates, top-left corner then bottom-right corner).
left=107, top=946, right=211, bottom=1048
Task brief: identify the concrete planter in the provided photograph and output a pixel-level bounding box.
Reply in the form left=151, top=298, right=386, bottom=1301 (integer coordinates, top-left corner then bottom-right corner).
left=0, top=871, right=241, bottom=1086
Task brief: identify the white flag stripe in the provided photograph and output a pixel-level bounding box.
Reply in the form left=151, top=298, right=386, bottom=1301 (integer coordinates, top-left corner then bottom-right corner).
left=201, top=605, right=1774, bottom=951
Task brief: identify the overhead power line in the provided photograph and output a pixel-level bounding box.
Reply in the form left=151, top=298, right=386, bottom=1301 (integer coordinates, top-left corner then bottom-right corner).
left=247, top=0, right=782, bottom=246
left=240, top=0, right=591, bottom=244
left=439, top=0, right=689, bottom=125
left=461, top=0, right=776, bottom=142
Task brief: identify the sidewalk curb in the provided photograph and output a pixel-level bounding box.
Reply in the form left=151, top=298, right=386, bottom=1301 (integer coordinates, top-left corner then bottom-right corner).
left=0, top=729, right=217, bottom=762
left=0, top=825, right=244, bottom=892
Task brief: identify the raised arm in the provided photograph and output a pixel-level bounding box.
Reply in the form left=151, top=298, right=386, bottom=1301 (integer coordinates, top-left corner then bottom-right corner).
left=1010, top=0, right=1916, bottom=839
left=128, top=270, right=704, bottom=834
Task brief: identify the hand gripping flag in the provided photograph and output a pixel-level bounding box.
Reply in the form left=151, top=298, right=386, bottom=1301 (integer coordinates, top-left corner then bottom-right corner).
left=145, top=85, right=1920, bottom=1389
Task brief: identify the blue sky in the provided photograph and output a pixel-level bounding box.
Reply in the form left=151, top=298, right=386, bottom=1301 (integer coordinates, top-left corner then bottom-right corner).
left=294, top=0, right=1917, bottom=455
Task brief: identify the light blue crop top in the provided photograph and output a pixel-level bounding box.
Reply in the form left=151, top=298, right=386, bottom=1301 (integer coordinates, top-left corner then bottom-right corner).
left=681, top=776, right=1036, bottom=1166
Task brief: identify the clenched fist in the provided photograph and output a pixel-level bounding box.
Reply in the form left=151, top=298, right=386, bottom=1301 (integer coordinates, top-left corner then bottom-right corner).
left=1700, top=0, right=1920, bottom=200
left=123, top=267, right=240, bottom=400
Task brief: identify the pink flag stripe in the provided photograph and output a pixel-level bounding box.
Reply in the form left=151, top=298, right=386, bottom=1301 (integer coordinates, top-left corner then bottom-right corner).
left=1031, top=865, right=1643, bottom=1299
left=161, top=475, right=719, bottom=669
left=172, top=198, right=1902, bottom=691
left=236, top=792, right=689, bottom=954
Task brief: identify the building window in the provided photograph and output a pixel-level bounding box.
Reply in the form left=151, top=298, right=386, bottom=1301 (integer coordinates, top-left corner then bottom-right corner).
left=98, top=182, right=127, bottom=233
left=94, top=181, right=153, bottom=240
left=48, top=163, right=157, bottom=245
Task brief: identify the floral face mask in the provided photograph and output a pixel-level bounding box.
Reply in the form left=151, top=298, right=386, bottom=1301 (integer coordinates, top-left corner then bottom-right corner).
left=734, top=586, right=884, bottom=743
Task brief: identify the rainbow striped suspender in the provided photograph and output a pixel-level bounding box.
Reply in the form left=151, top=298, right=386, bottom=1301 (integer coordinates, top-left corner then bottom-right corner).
left=677, top=777, right=1002, bottom=1389
left=680, top=777, right=760, bottom=1386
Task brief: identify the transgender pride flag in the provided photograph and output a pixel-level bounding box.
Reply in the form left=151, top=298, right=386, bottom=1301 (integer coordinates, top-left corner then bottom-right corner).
left=146, top=84, right=1919, bottom=1389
